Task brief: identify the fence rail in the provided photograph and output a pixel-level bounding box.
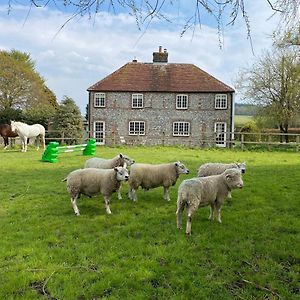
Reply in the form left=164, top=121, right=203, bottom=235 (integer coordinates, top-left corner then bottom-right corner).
left=1, top=130, right=300, bottom=151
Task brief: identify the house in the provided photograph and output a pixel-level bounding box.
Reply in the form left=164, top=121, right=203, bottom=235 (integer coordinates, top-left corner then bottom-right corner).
left=87, top=46, right=235, bottom=147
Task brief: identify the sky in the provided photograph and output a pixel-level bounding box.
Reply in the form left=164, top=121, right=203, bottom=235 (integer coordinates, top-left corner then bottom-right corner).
left=0, top=0, right=280, bottom=114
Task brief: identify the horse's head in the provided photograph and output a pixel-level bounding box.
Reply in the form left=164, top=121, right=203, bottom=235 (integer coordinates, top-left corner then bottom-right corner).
left=10, top=121, right=17, bottom=132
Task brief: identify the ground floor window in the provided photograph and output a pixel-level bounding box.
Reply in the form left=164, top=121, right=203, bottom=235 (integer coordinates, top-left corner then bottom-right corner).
left=129, top=121, right=145, bottom=135
left=93, top=121, right=105, bottom=145
left=173, top=121, right=190, bottom=136
left=214, top=122, right=227, bottom=147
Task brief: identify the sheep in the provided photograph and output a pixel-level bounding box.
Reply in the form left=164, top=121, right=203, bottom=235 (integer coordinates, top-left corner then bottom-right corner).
left=63, top=166, right=129, bottom=215
left=84, top=153, right=135, bottom=199
left=128, top=161, right=189, bottom=202
left=84, top=153, right=135, bottom=169
left=176, top=168, right=243, bottom=235
left=197, top=161, right=246, bottom=177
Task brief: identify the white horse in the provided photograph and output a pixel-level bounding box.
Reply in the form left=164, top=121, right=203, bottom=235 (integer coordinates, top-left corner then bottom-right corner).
left=10, top=121, right=46, bottom=152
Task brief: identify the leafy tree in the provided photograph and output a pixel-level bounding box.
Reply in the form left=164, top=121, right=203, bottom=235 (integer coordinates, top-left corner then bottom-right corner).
left=23, top=105, right=57, bottom=128
left=0, top=108, right=24, bottom=124
left=237, top=48, right=300, bottom=142
left=0, top=50, right=58, bottom=113
left=6, top=1, right=300, bottom=43
left=52, top=96, right=83, bottom=145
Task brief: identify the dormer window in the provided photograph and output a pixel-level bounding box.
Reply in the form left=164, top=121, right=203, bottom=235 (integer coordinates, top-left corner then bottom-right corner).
left=215, top=94, right=227, bottom=109
left=132, top=94, right=143, bottom=108
left=176, top=94, right=188, bottom=109
left=94, top=93, right=106, bottom=107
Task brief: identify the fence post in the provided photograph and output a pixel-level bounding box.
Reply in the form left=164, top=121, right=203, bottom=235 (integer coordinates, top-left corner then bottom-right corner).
left=268, top=135, right=272, bottom=151
left=241, top=133, right=244, bottom=151
left=61, top=131, right=65, bottom=145
left=296, top=135, right=299, bottom=152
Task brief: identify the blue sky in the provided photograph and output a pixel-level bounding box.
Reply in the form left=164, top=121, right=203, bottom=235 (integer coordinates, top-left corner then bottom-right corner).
left=0, top=0, right=280, bottom=114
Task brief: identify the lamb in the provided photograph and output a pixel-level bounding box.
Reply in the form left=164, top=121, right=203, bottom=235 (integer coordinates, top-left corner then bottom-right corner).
left=84, top=153, right=135, bottom=200
left=128, top=161, right=189, bottom=202
left=84, top=153, right=135, bottom=169
left=197, top=161, right=246, bottom=177
left=176, top=168, right=243, bottom=235
left=63, top=166, right=129, bottom=215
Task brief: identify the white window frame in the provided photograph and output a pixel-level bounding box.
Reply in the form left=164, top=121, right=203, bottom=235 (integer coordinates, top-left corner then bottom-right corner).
left=132, top=94, right=144, bottom=108
left=173, top=121, right=190, bottom=136
left=214, top=122, right=227, bottom=147
left=176, top=94, right=188, bottom=110
left=93, top=121, right=105, bottom=145
left=215, top=94, right=228, bottom=109
left=129, top=121, right=145, bottom=135
left=94, top=93, right=106, bottom=108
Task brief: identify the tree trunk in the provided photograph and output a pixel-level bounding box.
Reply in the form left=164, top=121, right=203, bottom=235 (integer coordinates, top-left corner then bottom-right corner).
left=279, top=124, right=289, bottom=143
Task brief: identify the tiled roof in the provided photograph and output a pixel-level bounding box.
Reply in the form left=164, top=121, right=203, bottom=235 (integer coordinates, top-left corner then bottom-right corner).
left=87, top=62, right=234, bottom=93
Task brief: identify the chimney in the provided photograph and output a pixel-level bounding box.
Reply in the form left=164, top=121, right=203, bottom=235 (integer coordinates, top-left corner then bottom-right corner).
left=153, top=46, right=168, bottom=63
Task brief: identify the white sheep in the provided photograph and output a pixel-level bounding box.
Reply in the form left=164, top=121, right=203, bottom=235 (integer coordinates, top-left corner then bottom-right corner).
left=197, top=161, right=246, bottom=177
left=63, top=166, right=129, bottom=215
left=84, top=153, right=135, bottom=169
left=128, top=161, right=189, bottom=202
left=84, top=153, right=135, bottom=199
left=176, top=168, right=244, bottom=235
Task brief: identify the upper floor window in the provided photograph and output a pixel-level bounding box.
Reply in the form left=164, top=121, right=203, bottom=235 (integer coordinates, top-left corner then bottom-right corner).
left=132, top=94, right=143, bottom=108
left=215, top=94, right=228, bottom=109
left=94, top=93, right=106, bottom=107
left=173, top=121, right=190, bottom=136
left=176, top=94, right=188, bottom=109
left=129, top=121, right=145, bottom=135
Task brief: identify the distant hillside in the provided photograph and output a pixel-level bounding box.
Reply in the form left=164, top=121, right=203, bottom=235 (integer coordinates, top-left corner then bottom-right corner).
left=235, top=103, right=257, bottom=116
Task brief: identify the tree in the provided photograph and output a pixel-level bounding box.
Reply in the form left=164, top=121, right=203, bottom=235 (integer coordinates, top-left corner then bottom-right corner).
left=237, top=48, right=300, bottom=142
left=0, top=50, right=58, bottom=112
left=6, top=1, right=300, bottom=42
left=52, top=96, right=83, bottom=144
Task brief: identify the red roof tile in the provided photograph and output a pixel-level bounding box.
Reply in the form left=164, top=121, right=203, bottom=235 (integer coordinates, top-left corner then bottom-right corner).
left=87, top=62, right=234, bottom=93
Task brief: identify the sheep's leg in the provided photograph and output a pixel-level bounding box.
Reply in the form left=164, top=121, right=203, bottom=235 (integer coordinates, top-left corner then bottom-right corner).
left=129, top=188, right=138, bottom=202
left=209, top=204, right=215, bottom=221
left=215, top=202, right=222, bottom=223
left=71, top=195, right=80, bottom=216
left=186, top=205, right=196, bottom=235
left=163, top=187, right=170, bottom=201
left=117, top=183, right=122, bottom=200
left=104, top=195, right=112, bottom=214
left=176, top=202, right=184, bottom=229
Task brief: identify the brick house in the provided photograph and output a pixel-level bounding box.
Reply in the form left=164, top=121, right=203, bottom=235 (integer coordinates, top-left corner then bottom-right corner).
left=87, top=46, right=235, bottom=147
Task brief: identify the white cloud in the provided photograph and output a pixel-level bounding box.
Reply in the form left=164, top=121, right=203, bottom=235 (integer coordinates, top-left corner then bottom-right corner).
left=0, top=1, right=280, bottom=113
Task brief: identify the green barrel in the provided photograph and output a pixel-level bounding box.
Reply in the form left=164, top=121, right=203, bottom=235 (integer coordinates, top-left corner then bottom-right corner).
left=83, top=138, right=96, bottom=156
left=42, top=142, right=59, bottom=163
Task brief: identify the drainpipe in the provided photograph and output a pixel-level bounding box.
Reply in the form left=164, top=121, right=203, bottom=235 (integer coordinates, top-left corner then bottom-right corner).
left=231, top=92, right=235, bottom=147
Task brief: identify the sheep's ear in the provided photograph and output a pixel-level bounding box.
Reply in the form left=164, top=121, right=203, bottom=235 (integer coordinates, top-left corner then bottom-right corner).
left=226, top=173, right=232, bottom=180
left=119, top=153, right=123, bottom=158
left=114, top=167, right=118, bottom=172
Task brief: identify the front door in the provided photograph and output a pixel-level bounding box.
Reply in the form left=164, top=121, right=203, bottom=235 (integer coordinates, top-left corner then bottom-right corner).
left=94, top=121, right=105, bottom=145
left=214, top=122, right=227, bottom=147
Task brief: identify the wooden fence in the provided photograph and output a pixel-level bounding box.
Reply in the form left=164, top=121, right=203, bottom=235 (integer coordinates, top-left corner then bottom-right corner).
left=2, top=130, right=300, bottom=151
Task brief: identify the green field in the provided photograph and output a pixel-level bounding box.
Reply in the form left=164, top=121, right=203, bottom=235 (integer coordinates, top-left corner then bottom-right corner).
left=0, top=146, right=299, bottom=299
left=234, top=115, right=253, bottom=127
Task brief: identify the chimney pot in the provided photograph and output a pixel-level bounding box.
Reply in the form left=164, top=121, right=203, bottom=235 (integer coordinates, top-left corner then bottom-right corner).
left=159, top=46, right=162, bottom=53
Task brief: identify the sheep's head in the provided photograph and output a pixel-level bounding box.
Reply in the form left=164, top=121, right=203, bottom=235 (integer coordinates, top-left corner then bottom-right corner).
left=224, top=168, right=243, bottom=189
left=236, top=161, right=246, bottom=174
left=119, top=153, right=135, bottom=167
left=175, top=161, right=189, bottom=175
left=114, top=166, right=129, bottom=181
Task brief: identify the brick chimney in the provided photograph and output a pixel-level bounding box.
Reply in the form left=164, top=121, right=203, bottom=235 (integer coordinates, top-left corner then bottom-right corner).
left=153, top=46, right=168, bottom=63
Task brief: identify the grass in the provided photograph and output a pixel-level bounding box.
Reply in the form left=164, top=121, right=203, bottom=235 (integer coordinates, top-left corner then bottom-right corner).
left=235, top=115, right=253, bottom=127
left=0, top=145, right=299, bottom=299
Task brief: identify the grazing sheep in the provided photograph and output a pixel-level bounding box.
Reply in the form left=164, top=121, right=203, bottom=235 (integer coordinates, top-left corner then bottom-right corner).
left=64, top=166, right=129, bottom=215
left=176, top=168, right=243, bottom=235
left=84, top=153, right=135, bottom=169
left=84, top=153, right=135, bottom=200
left=197, top=162, right=246, bottom=177
left=128, top=161, right=189, bottom=202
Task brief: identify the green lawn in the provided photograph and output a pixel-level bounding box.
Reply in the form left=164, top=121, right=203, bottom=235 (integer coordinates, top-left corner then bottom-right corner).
left=0, top=146, right=299, bottom=299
